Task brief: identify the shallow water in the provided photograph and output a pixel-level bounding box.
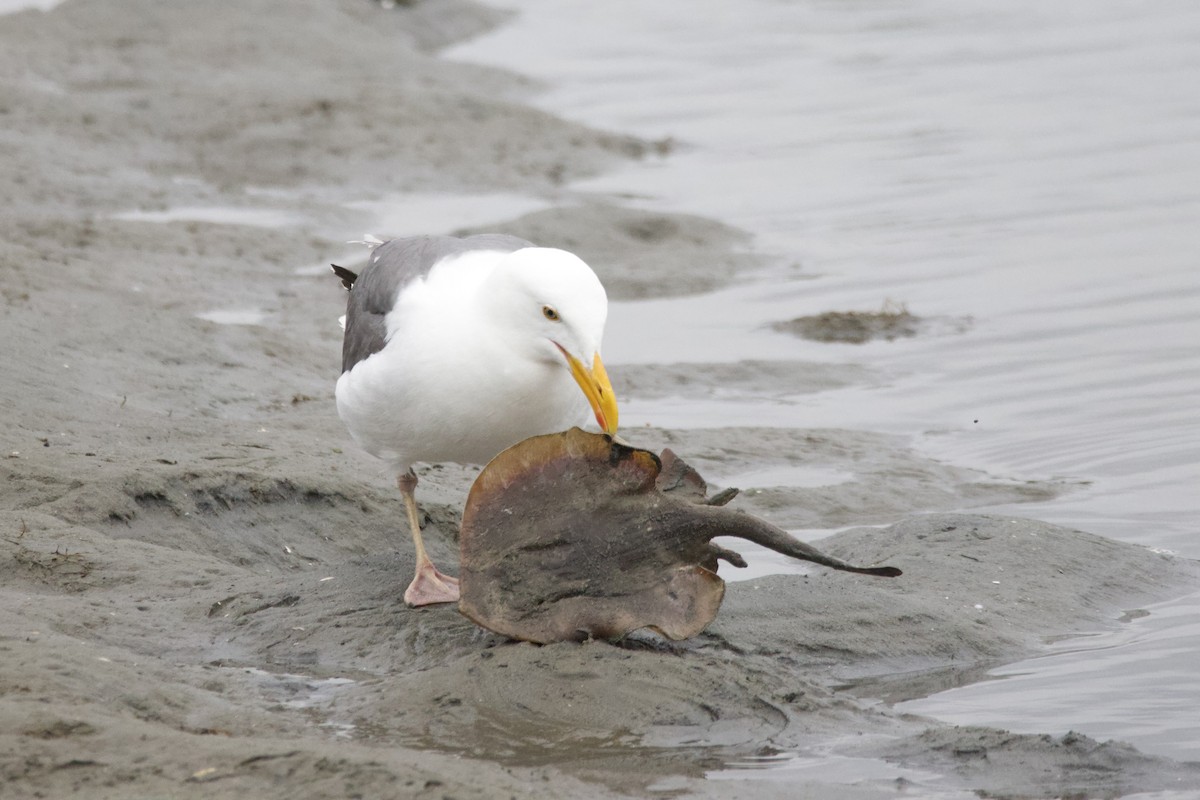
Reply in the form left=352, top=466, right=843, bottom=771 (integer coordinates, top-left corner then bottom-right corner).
left=344, top=191, right=552, bottom=239
left=708, top=747, right=970, bottom=798
left=897, top=589, right=1200, bottom=762
left=195, top=307, right=269, bottom=326
left=449, top=0, right=1200, bottom=766
left=111, top=205, right=306, bottom=229
left=0, top=0, right=59, bottom=13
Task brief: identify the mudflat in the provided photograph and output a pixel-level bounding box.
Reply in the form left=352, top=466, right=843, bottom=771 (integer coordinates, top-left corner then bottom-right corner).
left=2, top=2, right=1198, bottom=798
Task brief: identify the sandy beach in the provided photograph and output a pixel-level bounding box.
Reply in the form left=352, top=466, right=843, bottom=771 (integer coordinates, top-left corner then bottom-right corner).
left=3, top=2, right=1199, bottom=797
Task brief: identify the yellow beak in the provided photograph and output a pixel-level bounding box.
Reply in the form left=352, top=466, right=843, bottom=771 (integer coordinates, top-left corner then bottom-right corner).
left=559, top=347, right=619, bottom=434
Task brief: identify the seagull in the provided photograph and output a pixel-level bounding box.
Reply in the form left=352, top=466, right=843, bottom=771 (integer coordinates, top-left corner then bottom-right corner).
left=332, top=234, right=619, bottom=606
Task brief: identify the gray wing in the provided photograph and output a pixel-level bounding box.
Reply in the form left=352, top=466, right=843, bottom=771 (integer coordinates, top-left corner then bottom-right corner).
left=340, top=234, right=533, bottom=374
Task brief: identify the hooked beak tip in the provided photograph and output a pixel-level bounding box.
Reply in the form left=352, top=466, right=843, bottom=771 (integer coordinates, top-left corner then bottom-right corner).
left=558, top=344, right=619, bottom=435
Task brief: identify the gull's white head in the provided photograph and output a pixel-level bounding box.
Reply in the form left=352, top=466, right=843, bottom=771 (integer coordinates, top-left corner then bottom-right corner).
left=483, top=247, right=618, bottom=434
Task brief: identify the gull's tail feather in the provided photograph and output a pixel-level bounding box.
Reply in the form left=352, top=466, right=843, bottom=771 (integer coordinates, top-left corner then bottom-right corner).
left=331, top=263, right=358, bottom=291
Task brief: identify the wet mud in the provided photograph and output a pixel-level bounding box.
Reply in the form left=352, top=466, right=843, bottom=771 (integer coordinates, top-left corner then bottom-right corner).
left=3, top=1, right=1199, bottom=798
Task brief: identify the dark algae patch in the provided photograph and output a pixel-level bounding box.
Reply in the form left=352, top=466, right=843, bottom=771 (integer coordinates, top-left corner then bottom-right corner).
left=774, top=303, right=921, bottom=344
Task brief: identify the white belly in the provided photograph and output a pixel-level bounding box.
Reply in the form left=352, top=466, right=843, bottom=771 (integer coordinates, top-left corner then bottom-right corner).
left=335, top=342, right=589, bottom=473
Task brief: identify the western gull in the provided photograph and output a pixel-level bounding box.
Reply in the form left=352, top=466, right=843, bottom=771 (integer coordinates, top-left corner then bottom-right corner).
left=332, top=234, right=619, bottom=606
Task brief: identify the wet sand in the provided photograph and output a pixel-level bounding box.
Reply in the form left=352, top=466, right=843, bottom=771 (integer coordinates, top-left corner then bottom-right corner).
left=3, top=2, right=1199, bottom=798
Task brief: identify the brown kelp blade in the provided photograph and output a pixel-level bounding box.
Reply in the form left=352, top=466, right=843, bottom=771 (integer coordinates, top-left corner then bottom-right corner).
left=458, top=428, right=900, bottom=644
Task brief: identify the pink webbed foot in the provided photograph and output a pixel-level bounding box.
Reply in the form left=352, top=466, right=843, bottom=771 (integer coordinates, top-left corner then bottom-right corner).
left=404, top=563, right=461, bottom=607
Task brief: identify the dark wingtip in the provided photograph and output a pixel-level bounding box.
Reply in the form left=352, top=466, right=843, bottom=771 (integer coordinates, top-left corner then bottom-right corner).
left=331, top=263, right=358, bottom=290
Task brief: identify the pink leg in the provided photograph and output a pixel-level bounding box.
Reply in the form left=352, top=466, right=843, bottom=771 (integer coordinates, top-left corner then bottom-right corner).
left=398, top=470, right=460, bottom=607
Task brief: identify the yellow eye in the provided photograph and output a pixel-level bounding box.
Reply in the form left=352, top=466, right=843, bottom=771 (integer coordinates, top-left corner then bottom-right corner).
left=542, top=305, right=560, bottom=322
